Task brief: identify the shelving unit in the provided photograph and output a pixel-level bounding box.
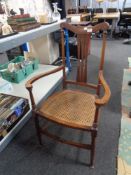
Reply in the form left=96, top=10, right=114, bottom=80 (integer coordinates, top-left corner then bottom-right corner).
left=0, top=20, right=65, bottom=152
left=0, top=20, right=65, bottom=53
left=0, top=64, right=65, bottom=152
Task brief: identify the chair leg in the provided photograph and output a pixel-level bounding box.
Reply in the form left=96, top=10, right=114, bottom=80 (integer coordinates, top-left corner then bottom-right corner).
left=90, top=131, right=97, bottom=168
left=34, top=114, right=42, bottom=145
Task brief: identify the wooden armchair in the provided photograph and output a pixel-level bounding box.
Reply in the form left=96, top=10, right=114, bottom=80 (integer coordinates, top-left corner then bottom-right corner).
left=25, top=22, right=111, bottom=168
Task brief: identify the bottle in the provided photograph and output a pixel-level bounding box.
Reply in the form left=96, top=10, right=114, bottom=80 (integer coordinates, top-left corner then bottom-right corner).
left=52, top=3, right=61, bottom=21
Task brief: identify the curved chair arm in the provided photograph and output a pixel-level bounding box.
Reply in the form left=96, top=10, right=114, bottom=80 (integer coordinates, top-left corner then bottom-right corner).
left=25, top=65, right=64, bottom=108
left=26, top=65, right=64, bottom=89
left=95, top=71, right=111, bottom=106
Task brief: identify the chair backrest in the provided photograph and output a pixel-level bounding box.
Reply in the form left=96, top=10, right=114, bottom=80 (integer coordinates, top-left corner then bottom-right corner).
left=79, top=8, right=92, bottom=13
left=86, top=8, right=92, bottom=13
left=123, top=7, right=131, bottom=12
left=106, top=8, right=118, bottom=13
left=60, top=22, right=109, bottom=85
left=94, top=8, right=103, bottom=13
left=68, top=9, right=76, bottom=14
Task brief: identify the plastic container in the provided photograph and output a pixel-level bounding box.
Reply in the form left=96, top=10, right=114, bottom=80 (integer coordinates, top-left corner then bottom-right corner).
left=0, top=56, right=39, bottom=83
left=32, top=58, right=39, bottom=70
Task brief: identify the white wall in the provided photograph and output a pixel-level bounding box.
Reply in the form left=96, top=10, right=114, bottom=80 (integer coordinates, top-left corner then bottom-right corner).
left=65, top=0, right=131, bottom=10
left=0, top=53, right=8, bottom=64
left=65, top=0, right=92, bottom=14
left=125, top=0, right=131, bottom=7
left=80, top=0, right=92, bottom=7
left=4, top=0, right=131, bottom=16
left=7, top=0, right=51, bottom=17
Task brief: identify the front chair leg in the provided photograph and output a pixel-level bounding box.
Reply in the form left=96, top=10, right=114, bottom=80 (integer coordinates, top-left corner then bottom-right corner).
left=34, top=113, right=42, bottom=145
left=90, top=130, right=97, bottom=168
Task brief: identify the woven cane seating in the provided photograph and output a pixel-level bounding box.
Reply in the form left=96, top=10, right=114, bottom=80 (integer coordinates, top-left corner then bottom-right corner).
left=39, top=90, right=96, bottom=129
left=25, top=22, right=111, bottom=168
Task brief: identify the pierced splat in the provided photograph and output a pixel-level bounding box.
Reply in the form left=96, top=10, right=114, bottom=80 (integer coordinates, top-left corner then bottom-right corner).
left=77, top=33, right=91, bottom=83
left=60, top=22, right=109, bottom=89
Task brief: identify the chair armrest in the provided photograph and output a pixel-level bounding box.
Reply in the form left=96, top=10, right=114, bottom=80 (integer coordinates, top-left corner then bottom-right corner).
left=25, top=65, right=64, bottom=90
left=25, top=65, right=64, bottom=108
left=95, top=71, right=111, bottom=106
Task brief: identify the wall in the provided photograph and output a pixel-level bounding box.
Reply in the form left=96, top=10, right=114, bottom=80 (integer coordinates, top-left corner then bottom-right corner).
left=7, top=0, right=51, bottom=18
left=3, top=0, right=131, bottom=16
left=119, top=0, right=131, bottom=9
left=65, top=0, right=91, bottom=13
left=65, top=0, right=131, bottom=11
left=0, top=53, right=8, bottom=64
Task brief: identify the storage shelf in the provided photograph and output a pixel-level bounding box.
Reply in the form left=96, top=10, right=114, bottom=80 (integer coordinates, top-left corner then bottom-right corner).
left=0, top=64, right=65, bottom=152
left=0, top=19, right=65, bottom=151
left=0, top=20, right=64, bottom=53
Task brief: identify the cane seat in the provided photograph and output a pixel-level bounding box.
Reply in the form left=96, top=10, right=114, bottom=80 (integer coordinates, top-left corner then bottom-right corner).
left=38, top=90, right=96, bottom=129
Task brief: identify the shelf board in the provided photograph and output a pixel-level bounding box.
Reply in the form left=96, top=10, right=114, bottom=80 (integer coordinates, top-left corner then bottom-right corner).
left=0, top=20, right=65, bottom=53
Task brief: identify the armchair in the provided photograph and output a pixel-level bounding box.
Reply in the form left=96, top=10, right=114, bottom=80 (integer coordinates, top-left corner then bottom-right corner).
left=25, top=22, right=111, bottom=167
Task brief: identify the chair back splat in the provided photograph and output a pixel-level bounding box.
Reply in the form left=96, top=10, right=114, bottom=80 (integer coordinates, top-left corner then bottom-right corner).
left=60, top=22, right=109, bottom=85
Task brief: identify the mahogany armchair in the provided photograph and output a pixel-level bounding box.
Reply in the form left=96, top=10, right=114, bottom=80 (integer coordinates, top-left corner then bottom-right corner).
left=25, top=22, right=111, bottom=168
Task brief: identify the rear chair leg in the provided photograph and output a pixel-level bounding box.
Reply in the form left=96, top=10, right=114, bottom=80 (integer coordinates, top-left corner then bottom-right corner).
left=34, top=113, right=42, bottom=145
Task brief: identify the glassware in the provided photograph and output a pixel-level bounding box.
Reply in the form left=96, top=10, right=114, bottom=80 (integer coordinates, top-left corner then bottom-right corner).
left=52, top=3, right=61, bottom=21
